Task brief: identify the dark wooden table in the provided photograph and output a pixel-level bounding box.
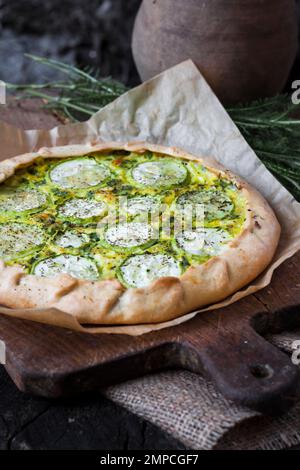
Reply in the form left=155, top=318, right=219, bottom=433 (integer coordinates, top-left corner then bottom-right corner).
left=0, top=100, right=185, bottom=450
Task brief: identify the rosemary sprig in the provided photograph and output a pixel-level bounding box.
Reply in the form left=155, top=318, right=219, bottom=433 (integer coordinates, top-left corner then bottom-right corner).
left=6, top=54, right=128, bottom=120
left=227, top=98, right=300, bottom=199
left=6, top=55, right=300, bottom=200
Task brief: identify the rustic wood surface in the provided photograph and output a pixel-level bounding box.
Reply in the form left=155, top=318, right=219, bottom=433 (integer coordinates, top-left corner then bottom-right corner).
left=0, top=99, right=63, bottom=130
left=0, top=365, right=185, bottom=450
left=0, top=100, right=300, bottom=448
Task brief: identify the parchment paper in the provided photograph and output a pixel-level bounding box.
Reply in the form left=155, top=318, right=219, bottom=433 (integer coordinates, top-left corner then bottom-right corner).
left=0, top=60, right=300, bottom=336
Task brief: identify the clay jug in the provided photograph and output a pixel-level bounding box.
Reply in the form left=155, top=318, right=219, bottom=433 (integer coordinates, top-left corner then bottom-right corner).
left=132, top=0, right=298, bottom=104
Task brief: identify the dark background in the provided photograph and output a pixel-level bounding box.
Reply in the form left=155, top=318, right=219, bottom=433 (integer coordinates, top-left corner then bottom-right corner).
left=0, top=0, right=141, bottom=86
left=0, top=0, right=299, bottom=90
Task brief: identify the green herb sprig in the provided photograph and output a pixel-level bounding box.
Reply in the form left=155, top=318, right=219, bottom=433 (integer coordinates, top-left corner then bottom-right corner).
left=6, top=55, right=300, bottom=200
left=6, top=54, right=128, bottom=121
left=227, top=97, right=300, bottom=199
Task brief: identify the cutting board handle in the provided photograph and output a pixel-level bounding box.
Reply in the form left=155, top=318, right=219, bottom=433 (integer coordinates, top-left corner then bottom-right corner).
left=182, top=325, right=300, bottom=412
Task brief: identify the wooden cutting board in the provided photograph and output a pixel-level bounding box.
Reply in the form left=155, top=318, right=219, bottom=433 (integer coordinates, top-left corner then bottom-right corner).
left=0, top=102, right=300, bottom=414
left=1, top=249, right=300, bottom=414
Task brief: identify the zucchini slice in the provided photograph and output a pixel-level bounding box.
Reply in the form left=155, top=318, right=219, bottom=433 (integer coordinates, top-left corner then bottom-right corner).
left=33, top=254, right=99, bottom=280
left=131, top=159, right=187, bottom=188
left=58, top=198, right=107, bottom=221
left=0, top=188, right=47, bottom=215
left=54, top=230, right=90, bottom=249
left=0, top=222, right=45, bottom=260
left=176, top=227, right=231, bottom=256
left=103, top=222, right=157, bottom=252
left=125, top=195, right=161, bottom=217
left=49, top=158, right=110, bottom=189
left=118, top=253, right=182, bottom=288
left=176, top=190, right=234, bottom=220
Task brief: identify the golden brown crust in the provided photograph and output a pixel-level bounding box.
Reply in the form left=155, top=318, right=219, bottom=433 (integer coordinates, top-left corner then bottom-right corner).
left=0, top=142, right=281, bottom=324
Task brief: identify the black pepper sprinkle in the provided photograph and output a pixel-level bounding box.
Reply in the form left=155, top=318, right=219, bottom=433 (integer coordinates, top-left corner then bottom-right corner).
left=255, top=221, right=262, bottom=229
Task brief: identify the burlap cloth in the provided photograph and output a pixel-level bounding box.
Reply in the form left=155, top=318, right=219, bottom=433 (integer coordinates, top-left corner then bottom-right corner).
left=103, top=330, right=300, bottom=450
